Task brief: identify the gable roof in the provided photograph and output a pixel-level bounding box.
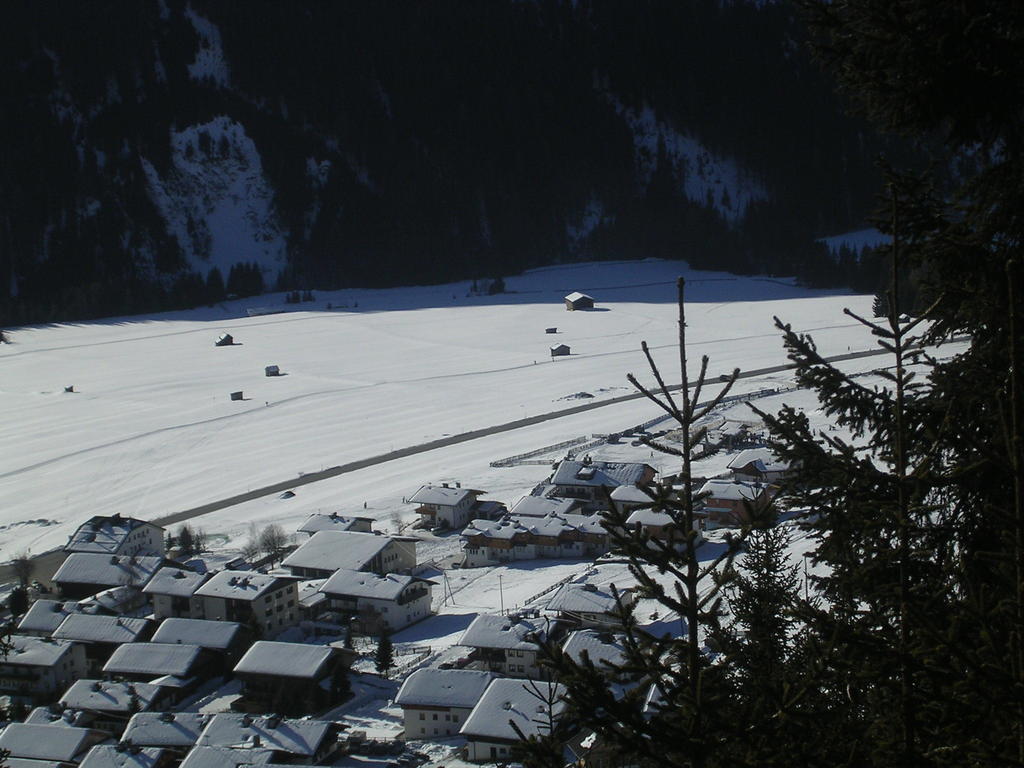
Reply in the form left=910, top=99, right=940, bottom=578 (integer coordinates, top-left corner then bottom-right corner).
left=2, top=634, right=77, bottom=667
left=196, top=714, right=334, bottom=756
left=52, top=614, right=151, bottom=644
left=17, top=599, right=93, bottom=635
left=281, top=531, right=391, bottom=573
left=561, top=629, right=628, bottom=668
left=409, top=485, right=478, bottom=507
left=60, top=680, right=164, bottom=713
left=193, top=570, right=293, bottom=602
left=509, top=496, right=581, bottom=518
left=66, top=514, right=161, bottom=554
left=233, top=641, right=335, bottom=679
left=53, top=553, right=163, bottom=588
left=395, top=668, right=496, bottom=710
left=727, top=447, right=788, bottom=474
left=78, top=745, right=166, bottom=768
left=698, top=479, right=767, bottom=502
left=0, top=723, right=108, bottom=761
left=459, top=614, right=546, bottom=651
left=460, top=678, right=567, bottom=742
left=179, top=746, right=275, bottom=768
left=123, top=712, right=212, bottom=748
left=151, top=618, right=242, bottom=651
left=319, top=569, right=420, bottom=601
left=296, top=513, right=372, bottom=535
left=103, top=643, right=205, bottom=678
left=545, top=583, right=623, bottom=615
left=142, top=567, right=210, bottom=597
left=564, top=292, right=594, bottom=303
left=551, top=460, right=652, bottom=489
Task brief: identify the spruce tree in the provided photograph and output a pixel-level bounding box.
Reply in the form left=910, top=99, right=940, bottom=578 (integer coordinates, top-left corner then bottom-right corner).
left=374, top=630, right=394, bottom=678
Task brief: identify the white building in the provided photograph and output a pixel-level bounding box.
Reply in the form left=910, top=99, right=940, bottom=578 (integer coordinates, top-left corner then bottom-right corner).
left=549, top=459, right=656, bottom=510
left=409, top=484, right=484, bottom=530
left=53, top=553, right=164, bottom=599
left=395, top=668, right=496, bottom=739
left=460, top=678, right=567, bottom=763
left=727, top=447, right=790, bottom=483
left=296, top=512, right=373, bottom=536
left=65, top=514, right=165, bottom=557
left=317, top=569, right=432, bottom=632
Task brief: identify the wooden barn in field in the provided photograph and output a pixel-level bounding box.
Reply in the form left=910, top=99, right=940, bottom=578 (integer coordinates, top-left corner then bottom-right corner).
left=550, top=344, right=571, bottom=358
left=214, top=333, right=234, bottom=347
left=564, top=292, right=594, bottom=311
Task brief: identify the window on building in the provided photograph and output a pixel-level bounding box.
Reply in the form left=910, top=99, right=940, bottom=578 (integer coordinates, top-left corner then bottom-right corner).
left=432, top=714, right=438, bottom=720
left=419, top=713, right=425, bottom=720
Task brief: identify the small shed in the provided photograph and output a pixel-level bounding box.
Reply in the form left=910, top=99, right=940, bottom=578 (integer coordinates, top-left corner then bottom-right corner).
left=230, top=391, right=243, bottom=401
left=545, top=327, right=558, bottom=334
left=564, top=292, right=594, bottom=311
left=215, top=333, right=234, bottom=347
left=265, top=365, right=280, bottom=377
left=550, top=344, right=571, bottom=358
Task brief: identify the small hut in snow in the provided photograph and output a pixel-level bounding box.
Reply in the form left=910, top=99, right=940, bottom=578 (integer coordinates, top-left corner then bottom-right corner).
left=265, top=365, right=280, bottom=377
left=215, top=333, right=234, bottom=347
left=564, top=292, right=594, bottom=311
left=550, top=344, right=571, bottom=358
left=230, top=391, right=244, bottom=401
left=545, top=327, right=558, bottom=334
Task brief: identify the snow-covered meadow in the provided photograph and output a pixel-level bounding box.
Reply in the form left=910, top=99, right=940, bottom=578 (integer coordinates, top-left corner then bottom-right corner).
left=2, top=258, right=893, bottom=565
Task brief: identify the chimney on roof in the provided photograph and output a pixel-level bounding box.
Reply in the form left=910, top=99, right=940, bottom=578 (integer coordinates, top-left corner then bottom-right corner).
left=159, top=712, right=175, bottom=722
left=442, top=482, right=449, bottom=488
left=456, top=482, right=461, bottom=488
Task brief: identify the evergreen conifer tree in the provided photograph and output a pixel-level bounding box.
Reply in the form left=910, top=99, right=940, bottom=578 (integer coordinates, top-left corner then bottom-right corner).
left=374, top=630, right=394, bottom=678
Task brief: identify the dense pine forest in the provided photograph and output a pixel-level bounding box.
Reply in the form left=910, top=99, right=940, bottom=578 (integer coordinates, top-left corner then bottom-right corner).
left=2, top=1, right=902, bottom=325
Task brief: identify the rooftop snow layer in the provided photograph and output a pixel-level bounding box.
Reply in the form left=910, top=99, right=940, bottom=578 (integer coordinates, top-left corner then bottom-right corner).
left=123, top=712, right=212, bottom=748
left=545, top=583, right=623, bottom=615
left=196, top=714, right=333, bottom=756
left=395, top=668, right=496, bottom=710
left=193, top=570, right=292, bottom=601
left=233, top=641, right=335, bottom=679
left=0, top=722, right=107, bottom=761
left=53, top=553, right=163, bottom=587
left=2, top=634, right=77, bottom=666
left=460, top=678, right=566, bottom=742
left=52, top=614, right=151, bottom=644
left=319, top=569, right=417, bottom=601
left=66, top=515, right=158, bottom=554
left=17, top=599, right=90, bottom=635
left=409, top=484, right=478, bottom=507
left=281, top=530, right=391, bottom=572
left=143, top=567, right=210, bottom=597
left=103, top=643, right=205, bottom=677
left=459, top=614, right=546, bottom=651
left=551, top=460, right=651, bottom=488
left=60, top=680, right=164, bottom=712
left=151, top=617, right=241, bottom=650
left=78, top=745, right=166, bottom=768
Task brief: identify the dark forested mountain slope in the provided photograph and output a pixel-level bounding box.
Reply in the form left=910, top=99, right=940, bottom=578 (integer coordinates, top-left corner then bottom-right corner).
left=0, top=0, right=899, bottom=324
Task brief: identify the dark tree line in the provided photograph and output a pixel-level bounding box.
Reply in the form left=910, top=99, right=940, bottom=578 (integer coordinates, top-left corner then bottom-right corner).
left=2, top=0, right=903, bottom=326
left=515, top=3, right=1024, bottom=767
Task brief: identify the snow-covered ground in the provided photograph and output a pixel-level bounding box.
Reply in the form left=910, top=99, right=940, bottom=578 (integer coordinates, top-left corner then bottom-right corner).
left=0, top=257, right=971, bottom=763
left=0, top=258, right=884, bottom=560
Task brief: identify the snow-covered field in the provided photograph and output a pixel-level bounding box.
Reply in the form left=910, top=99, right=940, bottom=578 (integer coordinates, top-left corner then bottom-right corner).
left=0, top=259, right=898, bottom=562
left=0, top=259, right=882, bottom=561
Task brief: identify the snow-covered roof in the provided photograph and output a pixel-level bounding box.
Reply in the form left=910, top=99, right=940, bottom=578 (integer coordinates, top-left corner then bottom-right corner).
left=66, top=514, right=161, bottom=554
left=25, top=706, right=91, bottom=727
left=296, top=513, right=372, bottom=535
left=509, top=496, right=581, bottom=518
left=60, top=680, right=164, bottom=713
left=78, top=745, right=166, bottom=768
left=459, top=614, right=546, bottom=651
left=53, top=614, right=151, bottom=644
left=727, top=447, right=788, bottom=474
left=179, top=745, right=275, bottom=768
left=545, top=583, right=624, bottom=615
left=409, top=484, right=478, bottom=507
left=151, top=617, right=242, bottom=650
left=610, top=484, right=652, bottom=503
left=626, top=507, right=675, bottom=527
left=123, top=712, right=211, bottom=748
left=53, top=553, right=163, bottom=588
left=0, top=723, right=107, bottom=761
left=2, top=634, right=77, bottom=667
left=395, top=668, right=496, bottom=710
left=699, top=479, right=767, bottom=502
left=233, top=641, right=335, bottom=679
left=462, top=518, right=528, bottom=541
left=17, top=598, right=93, bottom=635
left=103, top=643, right=205, bottom=678
left=142, top=567, right=210, bottom=597
left=460, top=678, right=567, bottom=742
left=551, top=460, right=652, bottom=489
left=281, top=531, right=391, bottom=572
left=319, top=569, right=418, bottom=601
left=561, top=629, right=627, bottom=669
left=194, top=570, right=294, bottom=602
left=196, top=714, right=334, bottom=756
left=564, top=292, right=594, bottom=302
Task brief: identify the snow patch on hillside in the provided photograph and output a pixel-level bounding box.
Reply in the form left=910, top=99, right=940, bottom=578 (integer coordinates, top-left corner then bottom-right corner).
left=610, top=97, right=767, bottom=223
left=185, top=5, right=229, bottom=87
left=141, top=116, right=286, bottom=279
left=566, top=197, right=608, bottom=249
left=818, top=228, right=889, bottom=255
